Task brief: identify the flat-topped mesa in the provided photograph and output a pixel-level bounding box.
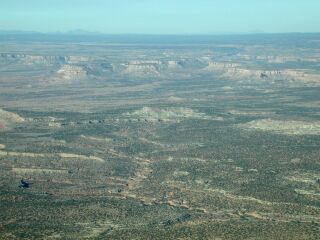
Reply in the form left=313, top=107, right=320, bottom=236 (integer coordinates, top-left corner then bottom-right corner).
left=0, top=53, right=92, bottom=66
left=205, top=61, right=320, bottom=83
left=121, top=61, right=161, bottom=76
left=206, top=62, right=260, bottom=78
left=206, top=61, right=238, bottom=70
left=65, top=56, right=91, bottom=64
left=0, top=53, right=68, bottom=65
left=128, top=60, right=162, bottom=65
left=256, top=55, right=319, bottom=63
left=57, top=64, right=87, bottom=80
left=116, top=59, right=197, bottom=77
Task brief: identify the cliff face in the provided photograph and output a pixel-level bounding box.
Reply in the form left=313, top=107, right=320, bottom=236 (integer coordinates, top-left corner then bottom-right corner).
left=57, top=65, right=87, bottom=80
left=121, top=61, right=160, bottom=77
left=0, top=54, right=91, bottom=66
left=0, top=53, right=67, bottom=65
left=204, top=61, right=320, bottom=83
left=0, top=52, right=319, bottom=86
left=117, top=59, right=208, bottom=77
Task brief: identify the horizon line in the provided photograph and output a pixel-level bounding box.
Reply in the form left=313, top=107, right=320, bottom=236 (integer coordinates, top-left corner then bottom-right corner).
left=1, top=29, right=320, bottom=37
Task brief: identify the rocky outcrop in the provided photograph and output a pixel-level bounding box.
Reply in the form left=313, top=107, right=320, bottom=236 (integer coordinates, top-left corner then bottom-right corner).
left=124, top=107, right=223, bottom=123
left=0, top=109, right=25, bottom=131
left=241, top=119, right=320, bottom=135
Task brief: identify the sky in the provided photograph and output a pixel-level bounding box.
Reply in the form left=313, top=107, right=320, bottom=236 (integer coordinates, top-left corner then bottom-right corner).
left=0, top=0, right=319, bottom=34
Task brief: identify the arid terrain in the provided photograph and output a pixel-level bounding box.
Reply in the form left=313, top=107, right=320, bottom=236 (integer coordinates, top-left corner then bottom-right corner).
left=0, top=33, right=319, bottom=239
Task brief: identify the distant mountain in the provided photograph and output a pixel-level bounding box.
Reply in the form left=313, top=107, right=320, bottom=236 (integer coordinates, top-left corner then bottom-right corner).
left=0, top=30, right=320, bottom=46
left=0, top=30, right=41, bottom=35
left=62, top=29, right=101, bottom=35
left=0, top=29, right=101, bottom=35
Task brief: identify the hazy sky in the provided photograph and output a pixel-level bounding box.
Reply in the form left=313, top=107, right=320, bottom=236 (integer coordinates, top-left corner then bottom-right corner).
left=1, top=0, right=319, bottom=34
